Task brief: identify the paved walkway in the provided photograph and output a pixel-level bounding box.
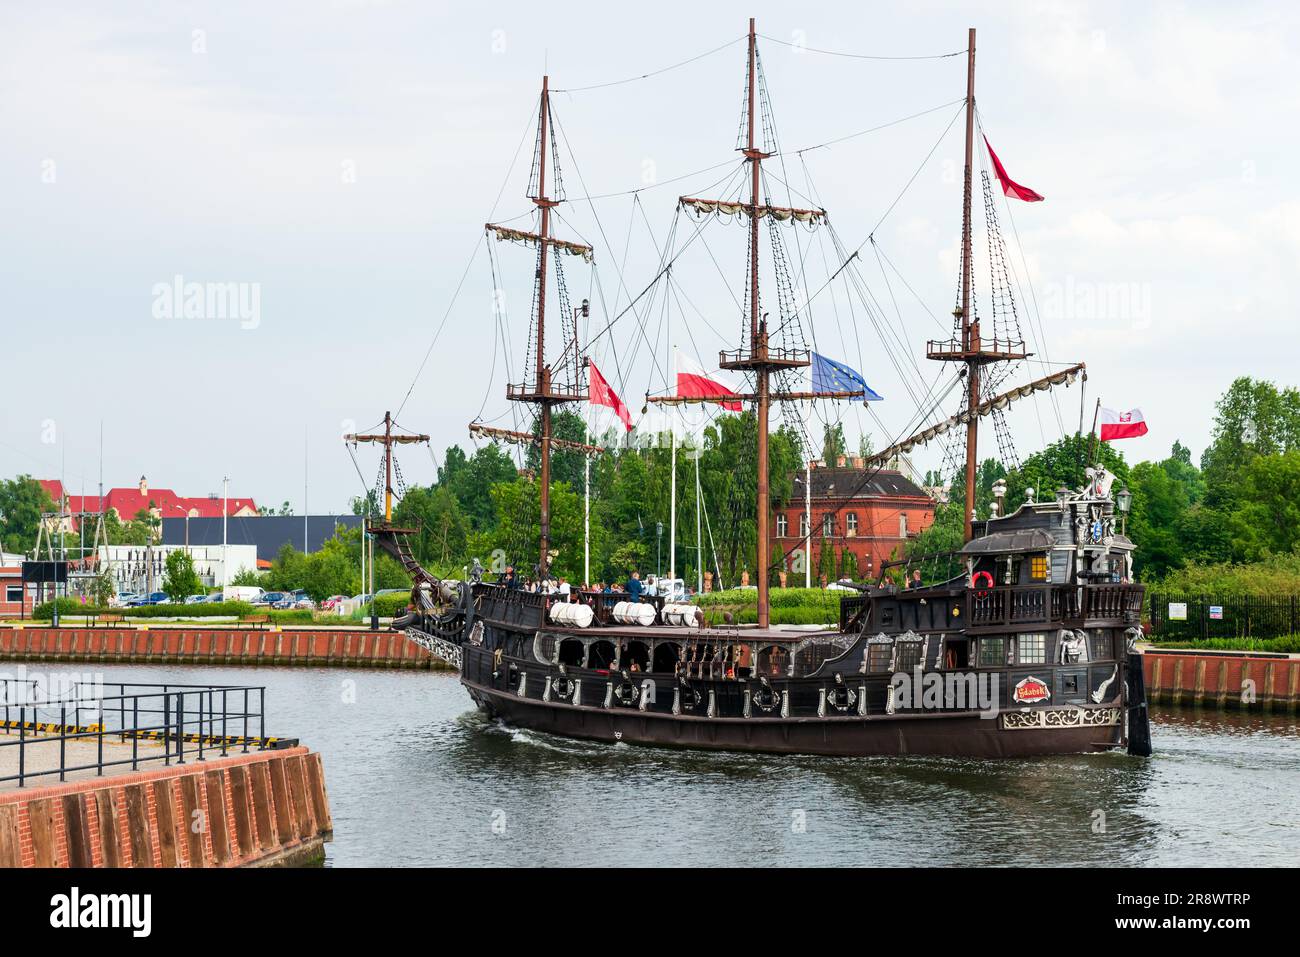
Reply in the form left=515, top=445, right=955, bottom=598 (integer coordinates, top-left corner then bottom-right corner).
left=0, top=730, right=242, bottom=792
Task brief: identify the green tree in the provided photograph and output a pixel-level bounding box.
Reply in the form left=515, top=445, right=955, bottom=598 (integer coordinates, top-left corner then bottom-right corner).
left=89, top=568, right=115, bottom=607
left=1200, top=377, right=1300, bottom=504
left=822, top=423, right=846, bottom=464
left=230, top=568, right=260, bottom=587
left=162, top=550, right=201, bottom=601
left=1227, top=451, right=1300, bottom=561
left=0, top=476, right=54, bottom=555
left=525, top=409, right=588, bottom=489
left=817, top=542, right=836, bottom=584
left=1003, top=433, right=1129, bottom=513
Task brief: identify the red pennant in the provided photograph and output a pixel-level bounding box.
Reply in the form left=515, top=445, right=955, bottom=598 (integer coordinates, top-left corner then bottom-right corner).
left=984, top=135, right=1044, bottom=203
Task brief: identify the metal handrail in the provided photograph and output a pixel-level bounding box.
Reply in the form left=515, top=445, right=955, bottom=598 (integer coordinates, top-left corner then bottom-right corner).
left=0, top=680, right=272, bottom=788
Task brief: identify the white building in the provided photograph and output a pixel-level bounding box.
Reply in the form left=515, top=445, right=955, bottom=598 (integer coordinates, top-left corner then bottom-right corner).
left=96, top=544, right=258, bottom=595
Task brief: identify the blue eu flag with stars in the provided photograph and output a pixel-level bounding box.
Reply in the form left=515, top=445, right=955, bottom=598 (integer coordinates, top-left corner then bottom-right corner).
left=811, top=352, right=882, bottom=403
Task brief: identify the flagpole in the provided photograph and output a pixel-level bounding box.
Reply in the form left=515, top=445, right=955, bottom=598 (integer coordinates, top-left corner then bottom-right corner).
left=584, top=419, right=591, bottom=587
left=695, top=446, right=703, bottom=594
left=1085, top=398, right=1101, bottom=470
left=804, top=455, right=812, bottom=588
left=669, top=425, right=677, bottom=584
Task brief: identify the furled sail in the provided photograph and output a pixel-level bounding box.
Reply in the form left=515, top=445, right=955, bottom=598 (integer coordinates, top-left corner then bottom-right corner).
left=485, top=224, right=594, bottom=263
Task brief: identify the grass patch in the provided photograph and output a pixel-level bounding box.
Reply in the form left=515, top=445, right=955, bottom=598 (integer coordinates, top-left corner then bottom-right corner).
left=1149, top=635, right=1300, bottom=654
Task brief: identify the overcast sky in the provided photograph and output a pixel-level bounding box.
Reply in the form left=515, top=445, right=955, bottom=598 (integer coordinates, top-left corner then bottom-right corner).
left=2, top=0, right=1297, bottom=510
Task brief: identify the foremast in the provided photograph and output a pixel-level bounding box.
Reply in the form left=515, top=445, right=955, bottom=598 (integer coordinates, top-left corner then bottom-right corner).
left=485, top=76, right=593, bottom=579
left=345, top=411, right=430, bottom=525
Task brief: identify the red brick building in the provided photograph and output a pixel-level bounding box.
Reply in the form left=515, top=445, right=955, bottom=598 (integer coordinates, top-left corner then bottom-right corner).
left=772, top=458, right=935, bottom=583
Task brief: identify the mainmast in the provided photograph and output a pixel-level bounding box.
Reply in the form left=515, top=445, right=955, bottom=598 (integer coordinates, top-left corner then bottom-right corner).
left=650, top=19, right=863, bottom=628
left=927, top=28, right=1028, bottom=541
left=486, top=77, right=591, bottom=579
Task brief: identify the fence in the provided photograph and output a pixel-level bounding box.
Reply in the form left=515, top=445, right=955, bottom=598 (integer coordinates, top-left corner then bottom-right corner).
left=0, top=679, right=274, bottom=788
left=1148, top=593, right=1300, bottom=641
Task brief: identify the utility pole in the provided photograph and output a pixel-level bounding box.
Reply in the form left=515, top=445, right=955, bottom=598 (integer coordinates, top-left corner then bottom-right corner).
left=222, top=476, right=229, bottom=593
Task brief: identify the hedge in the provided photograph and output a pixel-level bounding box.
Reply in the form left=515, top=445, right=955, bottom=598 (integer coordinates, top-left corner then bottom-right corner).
left=692, top=587, right=845, bottom=627
left=31, top=599, right=255, bottom=620
left=693, top=587, right=845, bottom=610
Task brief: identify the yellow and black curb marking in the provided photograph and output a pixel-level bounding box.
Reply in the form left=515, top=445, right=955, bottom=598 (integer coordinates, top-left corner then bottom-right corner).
left=119, top=729, right=291, bottom=749
left=1, top=719, right=105, bottom=734
left=1, top=719, right=294, bottom=750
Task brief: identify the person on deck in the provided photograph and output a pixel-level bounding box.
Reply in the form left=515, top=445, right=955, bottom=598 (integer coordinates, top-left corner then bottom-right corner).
left=908, top=570, right=923, bottom=589
left=504, top=566, right=520, bottom=590
left=626, top=571, right=644, bottom=601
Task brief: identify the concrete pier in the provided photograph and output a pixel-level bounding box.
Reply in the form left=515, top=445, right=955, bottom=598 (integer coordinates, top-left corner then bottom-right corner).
left=0, top=745, right=332, bottom=867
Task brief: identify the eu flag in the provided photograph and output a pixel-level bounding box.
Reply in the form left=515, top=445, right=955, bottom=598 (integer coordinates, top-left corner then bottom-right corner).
left=811, top=352, right=882, bottom=402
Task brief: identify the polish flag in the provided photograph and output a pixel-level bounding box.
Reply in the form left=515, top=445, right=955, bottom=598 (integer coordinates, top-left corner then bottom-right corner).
left=588, top=359, right=632, bottom=432
left=676, top=352, right=742, bottom=412
left=1099, top=408, right=1148, bottom=441
left=984, top=135, right=1045, bottom=203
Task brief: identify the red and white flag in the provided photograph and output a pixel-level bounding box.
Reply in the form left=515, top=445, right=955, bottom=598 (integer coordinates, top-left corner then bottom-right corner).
left=1099, top=407, right=1148, bottom=441
left=676, top=352, right=742, bottom=412
left=983, top=135, right=1044, bottom=203
left=588, top=359, right=632, bottom=432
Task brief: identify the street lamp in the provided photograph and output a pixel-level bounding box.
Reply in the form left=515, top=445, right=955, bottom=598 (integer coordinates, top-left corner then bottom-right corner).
left=1056, top=486, right=1070, bottom=511
left=1116, top=485, right=1132, bottom=534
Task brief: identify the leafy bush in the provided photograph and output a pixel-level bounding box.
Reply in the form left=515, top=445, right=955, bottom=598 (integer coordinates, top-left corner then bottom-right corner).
left=1148, top=552, right=1300, bottom=595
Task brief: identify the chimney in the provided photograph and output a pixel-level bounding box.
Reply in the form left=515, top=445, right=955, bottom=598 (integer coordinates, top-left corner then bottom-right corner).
left=138, top=475, right=148, bottom=495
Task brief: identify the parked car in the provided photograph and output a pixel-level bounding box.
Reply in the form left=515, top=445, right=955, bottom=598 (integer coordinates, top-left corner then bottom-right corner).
left=183, top=594, right=208, bottom=604
left=294, top=597, right=316, bottom=610
left=128, top=591, right=170, bottom=606
left=255, top=591, right=288, bottom=607
left=205, top=592, right=224, bottom=603
left=320, top=595, right=347, bottom=611
left=115, top=592, right=140, bottom=607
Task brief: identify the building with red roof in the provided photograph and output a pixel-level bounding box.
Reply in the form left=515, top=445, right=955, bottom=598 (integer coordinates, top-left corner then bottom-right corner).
left=39, top=476, right=257, bottom=529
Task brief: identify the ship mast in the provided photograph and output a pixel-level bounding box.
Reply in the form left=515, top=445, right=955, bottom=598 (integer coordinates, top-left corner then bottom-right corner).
left=345, top=411, right=430, bottom=524
left=745, top=18, right=773, bottom=630
left=487, top=76, right=591, bottom=579
left=927, top=28, right=1027, bottom=541
left=650, top=19, right=863, bottom=627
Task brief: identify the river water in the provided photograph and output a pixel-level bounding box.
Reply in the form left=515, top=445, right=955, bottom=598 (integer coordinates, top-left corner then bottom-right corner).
left=91, top=664, right=1299, bottom=867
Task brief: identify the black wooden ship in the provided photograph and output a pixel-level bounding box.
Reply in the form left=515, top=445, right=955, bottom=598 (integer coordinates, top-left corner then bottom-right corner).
left=366, top=21, right=1153, bottom=758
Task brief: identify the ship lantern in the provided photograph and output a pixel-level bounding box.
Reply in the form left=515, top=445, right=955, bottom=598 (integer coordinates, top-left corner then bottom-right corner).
left=1055, top=486, right=1070, bottom=510
left=1116, top=485, right=1132, bottom=514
